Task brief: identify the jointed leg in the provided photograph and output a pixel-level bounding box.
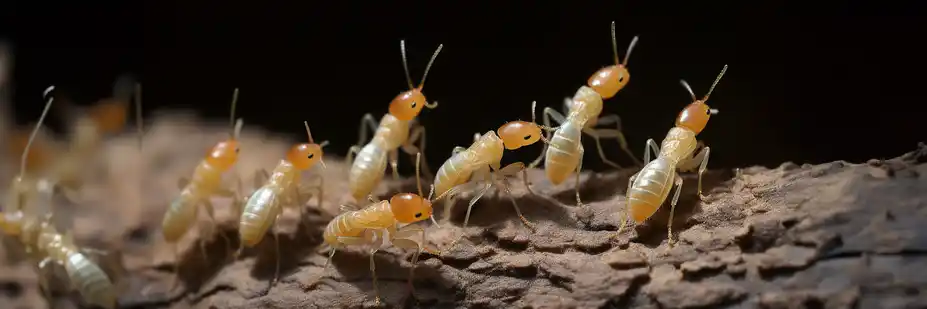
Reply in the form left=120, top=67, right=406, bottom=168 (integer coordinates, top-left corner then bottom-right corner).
left=592, top=114, right=642, bottom=166
left=365, top=230, right=386, bottom=305
left=615, top=173, right=638, bottom=238
left=644, top=139, right=660, bottom=165
left=203, top=199, right=232, bottom=255
left=574, top=146, right=586, bottom=207
left=271, top=213, right=283, bottom=287
left=495, top=163, right=533, bottom=228
left=356, top=113, right=380, bottom=147
left=402, top=125, right=433, bottom=179
left=346, top=145, right=362, bottom=167
left=696, top=147, right=710, bottom=199
left=667, top=175, right=684, bottom=247
left=444, top=180, right=492, bottom=252
left=388, top=149, right=400, bottom=180
left=392, top=224, right=429, bottom=295
left=529, top=107, right=567, bottom=168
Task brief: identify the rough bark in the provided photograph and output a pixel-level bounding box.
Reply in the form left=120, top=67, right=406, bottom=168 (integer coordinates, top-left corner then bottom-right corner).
left=1, top=115, right=925, bottom=309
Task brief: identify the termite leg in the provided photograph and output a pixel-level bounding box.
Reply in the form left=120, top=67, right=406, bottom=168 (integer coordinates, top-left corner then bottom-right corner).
left=37, top=257, right=54, bottom=305
left=644, top=139, right=660, bottom=165
left=696, top=147, right=711, bottom=199
left=444, top=180, right=492, bottom=253
left=203, top=199, right=232, bottom=256
left=402, top=125, right=433, bottom=180
left=365, top=229, right=386, bottom=306
left=388, top=149, right=400, bottom=180
left=667, top=175, right=684, bottom=247
left=496, top=162, right=534, bottom=229
left=271, top=213, right=283, bottom=287
left=305, top=245, right=339, bottom=290
left=615, top=172, right=638, bottom=239
left=393, top=224, right=427, bottom=296
left=574, top=146, right=586, bottom=208
left=346, top=145, right=361, bottom=170
left=356, top=113, right=379, bottom=147
left=592, top=114, right=642, bottom=166
left=529, top=106, right=566, bottom=169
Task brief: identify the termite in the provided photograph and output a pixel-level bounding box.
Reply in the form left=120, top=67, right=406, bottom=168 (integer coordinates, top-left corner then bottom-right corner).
left=617, top=65, right=728, bottom=246
left=0, top=88, right=118, bottom=309
left=6, top=86, right=63, bottom=217
left=530, top=21, right=642, bottom=207
left=161, top=88, right=243, bottom=288
left=41, top=75, right=137, bottom=202
left=433, top=101, right=554, bottom=239
left=347, top=40, right=442, bottom=201
left=237, top=121, right=328, bottom=287
left=312, top=152, right=454, bottom=306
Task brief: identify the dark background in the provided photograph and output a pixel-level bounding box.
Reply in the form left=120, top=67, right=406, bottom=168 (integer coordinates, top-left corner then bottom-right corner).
left=1, top=2, right=924, bottom=172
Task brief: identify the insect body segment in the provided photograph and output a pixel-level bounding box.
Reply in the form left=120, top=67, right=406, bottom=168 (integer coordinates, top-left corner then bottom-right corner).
left=347, top=40, right=443, bottom=201
left=531, top=21, right=642, bottom=208
left=237, top=121, right=328, bottom=287
left=618, top=65, right=728, bottom=247
left=161, top=89, right=243, bottom=290
left=434, top=102, right=553, bottom=240
left=315, top=152, right=449, bottom=305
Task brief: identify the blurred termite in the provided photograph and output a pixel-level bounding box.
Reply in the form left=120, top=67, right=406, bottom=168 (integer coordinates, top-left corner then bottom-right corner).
left=4, top=86, right=58, bottom=215
left=434, top=101, right=556, bottom=250
left=237, top=121, right=328, bottom=287
left=530, top=21, right=643, bottom=207
left=617, top=65, right=727, bottom=247
left=160, top=89, right=244, bottom=289
left=22, top=75, right=138, bottom=203
left=0, top=88, right=119, bottom=309
left=311, top=152, right=455, bottom=306
left=347, top=40, right=443, bottom=201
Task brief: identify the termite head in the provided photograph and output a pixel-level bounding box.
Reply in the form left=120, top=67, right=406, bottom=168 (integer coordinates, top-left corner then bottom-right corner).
left=289, top=121, right=328, bottom=170
left=675, top=65, right=728, bottom=135
left=587, top=23, right=638, bottom=99
left=498, top=121, right=543, bottom=150
left=388, top=40, right=443, bottom=121
left=390, top=193, right=433, bottom=224
left=206, top=139, right=241, bottom=171
left=389, top=88, right=432, bottom=121
left=88, top=98, right=129, bottom=134
left=498, top=101, right=554, bottom=150
left=0, top=211, right=25, bottom=236
left=288, top=143, right=325, bottom=170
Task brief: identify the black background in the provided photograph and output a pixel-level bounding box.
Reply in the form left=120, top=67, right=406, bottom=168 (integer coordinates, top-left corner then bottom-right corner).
left=1, top=2, right=924, bottom=172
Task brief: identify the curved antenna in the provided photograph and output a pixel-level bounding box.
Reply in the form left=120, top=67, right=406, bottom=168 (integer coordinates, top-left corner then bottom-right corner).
left=229, top=88, right=240, bottom=139
left=232, top=118, right=244, bottom=140
left=303, top=120, right=316, bottom=144
left=622, top=36, right=639, bottom=67
left=418, top=43, right=444, bottom=90
left=21, top=86, right=56, bottom=177
left=702, top=64, right=728, bottom=103
left=679, top=80, right=697, bottom=102
left=400, top=40, right=415, bottom=90
left=531, top=100, right=558, bottom=136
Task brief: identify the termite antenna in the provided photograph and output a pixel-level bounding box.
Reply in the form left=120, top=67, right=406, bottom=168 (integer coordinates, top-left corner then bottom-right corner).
left=400, top=40, right=415, bottom=90
left=623, top=36, right=639, bottom=67
left=531, top=101, right=557, bottom=133
left=702, top=64, right=728, bottom=103
left=415, top=152, right=424, bottom=199
left=418, top=43, right=444, bottom=90
left=303, top=121, right=316, bottom=144
left=610, top=21, right=620, bottom=65
left=229, top=88, right=240, bottom=139
left=232, top=118, right=244, bottom=140
left=21, top=86, right=55, bottom=178
left=680, top=80, right=697, bottom=102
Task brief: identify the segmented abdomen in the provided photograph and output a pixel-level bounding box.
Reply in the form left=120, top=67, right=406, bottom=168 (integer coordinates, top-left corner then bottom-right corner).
left=544, top=121, right=583, bottom=185
left=434, top=151, right=474, bottom=198
left=239, top=186, right=280, bottom=247
left=65, top=251, right=116, bottom=309
left=627, top=157, right=676, bottom=223
left=348, top=143, right=388, bottom=201
left=161, top=190, right=199, bottom=242
left=323, top=201, right=395, bottom=245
